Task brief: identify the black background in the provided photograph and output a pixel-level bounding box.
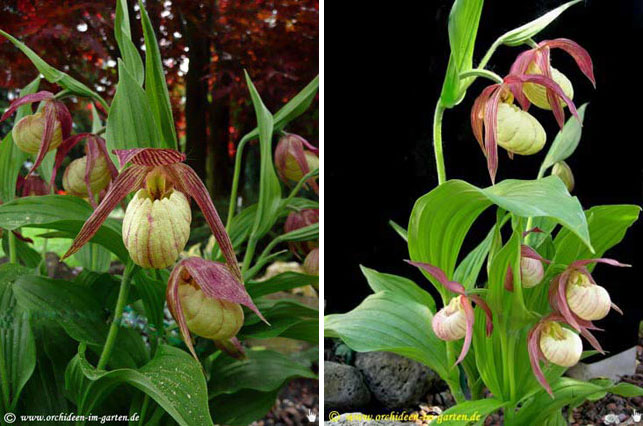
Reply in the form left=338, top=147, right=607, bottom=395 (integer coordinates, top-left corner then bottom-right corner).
left=326, top=0, right=643, bottom=356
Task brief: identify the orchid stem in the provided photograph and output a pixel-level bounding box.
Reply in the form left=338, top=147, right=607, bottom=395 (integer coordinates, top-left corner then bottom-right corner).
left=0, top=338, right=10, bottom=412
left=97, top=262, right=137, bottom=370
left=459, top=69, right=503, bottom=84
left=8, top=231, right=18, bottom=264
left=241, top=237, right=257, bottom=277
left=226, top=134, right=252, bottom=233
left=432, top=101, right=447, bottom=185
left=283, top=168, right=318, bottom=208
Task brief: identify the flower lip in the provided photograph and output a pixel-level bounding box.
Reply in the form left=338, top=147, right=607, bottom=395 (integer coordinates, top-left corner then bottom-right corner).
left=166, top=257, right=267, bottom=361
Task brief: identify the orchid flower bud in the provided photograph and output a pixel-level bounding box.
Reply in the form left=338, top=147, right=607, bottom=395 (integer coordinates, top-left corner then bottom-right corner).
left=303, top=248, right=319, bottom=275
left=520, top=256, right=545, bottom=288
left=284, top=209, right=319, bottom=256
left=63, top=153, right=112, bottom=198
left=432, top=296, right=467, bottom=341
left=551, top=161, right=575, bottom=192
left=122, top=168, right=191, bottom=268
left=523, top=64, right=574, bottom=110
left=539, top=321, right=582, bottom=367
left=565, top=270, right=611, bottom=321
left=177, top=271, right=244, bottom=341
left=496, top=102, right=546, bottom=156
left=275, top=134, right=319, bottom=192
left=12, top=110, right=63, bottom=154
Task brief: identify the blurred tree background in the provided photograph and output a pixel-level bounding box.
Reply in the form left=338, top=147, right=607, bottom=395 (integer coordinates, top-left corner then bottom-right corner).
left=0, top=0, right=318, bottom=207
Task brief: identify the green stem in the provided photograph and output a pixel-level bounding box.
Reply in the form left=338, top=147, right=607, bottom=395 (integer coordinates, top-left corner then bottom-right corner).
left=139, top=395, right=150, bottom=425
left=0, top=338, right=11, bottom=412
left=459, top=69, right=503, bottom=84
left=478, top=39, right=502, bottom=71
left=97, top=263, right=136, bottom=370
left=432, top=101, right=447, bottom=185
left=226, top=135, right=252, bottom=232
left=241, top=237, right=257, bottom=277
left=8, top=231, right=18, bottom=264
left=282, top=168, right=319, bottom=207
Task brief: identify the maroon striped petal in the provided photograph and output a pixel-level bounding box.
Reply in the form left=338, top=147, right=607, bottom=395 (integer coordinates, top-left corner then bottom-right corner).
left=509, top=49, right=535, bottom=77
left=0, top=91, right=53, bottom=122
left=527, top=319, right=553, bottom=397
left=25, top=103, right=57, bottom=183
left=541, top=38, right=596, bottom=87
left=570, top=258, right=630, bottom=269
left=114, top=148, right=186, bottom=168
left=521, top=245, right=551, bottom=264
left=53, top=133, right=92, bottom=187
left=554, top=271, right=582, bottom=332
left=62, top=165, right=148, bottom=259
left=52, top=101, right=72, bottom=139
left=166, top=163, right=242, bottom=281
left=405, top=260, right=465, bottom=295
left=287, top=132, right=319, bottom=154
left=505, top=74, right=579, bottom=129
left=468, top=294, right=493, bottom=336
left=470, top=85, right=499, bottom=152
left=85, top=140, right=99, bottom=208
left=94, top=136, right=118, bottom=179
left=611, top=302, right=623, bottom=315
left=456, top=296, right=475, bottom=365
left=166, top=262, right=199, bottom=361
left=504, top=266, right=515, bottom=292
left=483, top=88, right=503, bottom=184
left=182, top=257, right=266, bottom=322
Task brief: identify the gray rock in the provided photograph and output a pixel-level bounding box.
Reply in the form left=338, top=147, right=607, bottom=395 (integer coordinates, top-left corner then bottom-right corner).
left=324, top=412, right=413, bottom=426
left=324, top=361, right=371, bottom=412
left=566, top=346, right=637, bottom=382
left=355, top=352, right=439, bottom=410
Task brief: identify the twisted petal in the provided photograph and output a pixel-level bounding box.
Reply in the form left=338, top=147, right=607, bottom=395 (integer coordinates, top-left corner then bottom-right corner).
left=505, top=74, right=579, bottom=129
left=62, top=165, right=148, bottom=259
left=0, top=91, right=53, bottom=122
left=471, top=84, right=499, bottom=152
left=521, top=245, right=551, bottom=264
left=166, top=163, right=242, bottom=281
left=456, top=296, right=475, bottom=365
left=405, top=260, right=465, bottom=295
left=52, top=100, right=72, bottom=139
left=483, top=88, right=503, bottom=184
left=25, top=103, right=57, bottom=183
left=468, top=294, right=493, bottom=337
left=114, top=148, right=186, bottom=168
left=540, top=38, right=596, bottom=87
left=527, top=318, right=553, bottom=397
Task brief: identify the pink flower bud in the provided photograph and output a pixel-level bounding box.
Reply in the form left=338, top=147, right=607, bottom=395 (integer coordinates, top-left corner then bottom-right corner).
left=284, top=208, right=319, bottom=255
left=520, top=256, right=545, bottom=288
left=275, top=134, right=319, bottom=190
left=432, top=296, right=467, bottom=341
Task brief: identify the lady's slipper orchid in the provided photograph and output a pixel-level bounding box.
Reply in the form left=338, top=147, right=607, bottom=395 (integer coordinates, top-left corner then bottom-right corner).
left=510, top=38, right=595, bottom=124
left=505, top=244, right=550, bottom=291
left=284, top=208, right=319, bottom=256
left=471, top=74, right=578, bottom=182
left=275, top=133, right=319, bottom=193
left=549, top=258, right=627, bottom=329
left=56, top=134, right=118, bottom=207
left=551, top=160, right=575, bottom=192
left=528, top=314, right=583, bottom=396
left=406, top=261, right=492, bottom=365
left=0, top=91, right=72, bottom=182
left=166, top=257, right=267, bottom=361
left=62, top=148, right=241, bottom=278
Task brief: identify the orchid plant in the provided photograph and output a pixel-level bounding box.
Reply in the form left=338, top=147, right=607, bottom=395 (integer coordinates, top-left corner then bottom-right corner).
left=0, top=1, right=318, bottom=425
left=325, top=1, right=642, bottom=424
